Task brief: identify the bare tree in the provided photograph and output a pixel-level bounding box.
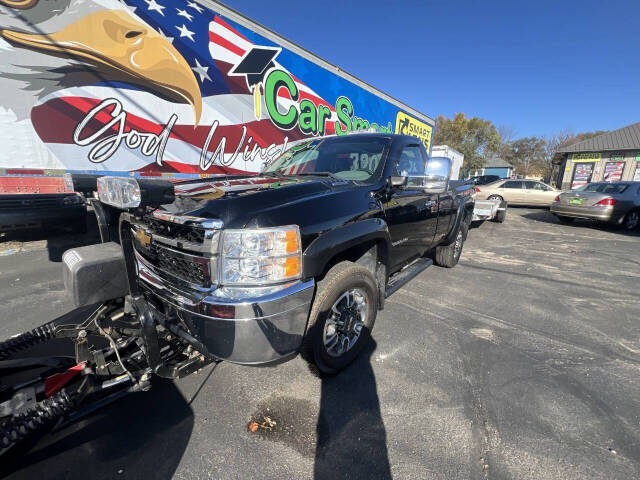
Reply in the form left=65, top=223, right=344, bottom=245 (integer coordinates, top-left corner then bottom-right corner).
left=542, top=131, right=575, bottom=183
left=497, top=125, right=518, bottom=144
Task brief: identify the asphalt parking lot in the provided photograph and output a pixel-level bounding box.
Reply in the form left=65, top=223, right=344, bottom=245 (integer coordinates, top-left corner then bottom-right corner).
left=1, top=208, right=639, bottom=480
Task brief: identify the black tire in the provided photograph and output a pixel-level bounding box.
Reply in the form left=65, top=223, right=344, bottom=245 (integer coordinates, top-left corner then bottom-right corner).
left=493, top=209, right=507, bottom=223
left=556, top=215, right=574, bottom=224
left=304, top=262, right=378, bottom=375
left=434, top=222, right=468, bottom=268
left=621, top=209, right=640, bottom=231
left=487, top=194, right=503, bottom=202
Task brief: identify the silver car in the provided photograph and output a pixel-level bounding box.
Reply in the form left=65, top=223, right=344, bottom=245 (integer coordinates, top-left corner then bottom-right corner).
left=551, top=181, right=640, bottom=230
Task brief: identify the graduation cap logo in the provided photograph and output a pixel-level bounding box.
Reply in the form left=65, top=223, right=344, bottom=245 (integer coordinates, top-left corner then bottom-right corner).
left=229, top=46, right=281, bottom=120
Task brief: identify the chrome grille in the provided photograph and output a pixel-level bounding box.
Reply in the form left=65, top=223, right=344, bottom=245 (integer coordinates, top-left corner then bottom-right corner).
left=136, top=242, right=212, bottom=287
left=150, top=244, right=208, bottom=285
left=135, top=214, right=221, bottom=287
left=143, top=218, right=206, bottom=244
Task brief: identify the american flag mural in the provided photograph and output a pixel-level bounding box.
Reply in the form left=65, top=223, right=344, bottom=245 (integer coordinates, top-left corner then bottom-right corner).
left=0, top=0, right=433, bottom=177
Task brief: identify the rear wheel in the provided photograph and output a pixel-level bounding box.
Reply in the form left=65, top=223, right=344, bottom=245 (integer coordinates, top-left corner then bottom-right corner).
left=304, top=262, right=378, bottom=375
left=434, top=222, right=468, bottom=268
left=621, top=210, right=639, bottom=231
left=487, top=194, right=503, bottom=202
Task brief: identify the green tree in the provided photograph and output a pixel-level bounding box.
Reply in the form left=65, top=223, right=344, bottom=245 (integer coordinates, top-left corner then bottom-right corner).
left=433, top=113, right=501, bottom=175
left=503, top=136, right=546, bottom=177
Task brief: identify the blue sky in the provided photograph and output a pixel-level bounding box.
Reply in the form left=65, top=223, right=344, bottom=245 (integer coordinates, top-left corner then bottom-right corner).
left=228, top=0, right=639, bottom=138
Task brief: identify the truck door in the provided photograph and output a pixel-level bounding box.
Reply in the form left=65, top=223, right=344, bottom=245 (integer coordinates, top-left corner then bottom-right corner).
left=426, top=156, right=455, bottom=243
left=384, top=143, right=438, bottom=270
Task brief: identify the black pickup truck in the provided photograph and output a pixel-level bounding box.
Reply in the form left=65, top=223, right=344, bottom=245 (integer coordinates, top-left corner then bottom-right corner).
left=70, top=133, right=474, bottom=373
left=1, top=134, right=475, bottom=453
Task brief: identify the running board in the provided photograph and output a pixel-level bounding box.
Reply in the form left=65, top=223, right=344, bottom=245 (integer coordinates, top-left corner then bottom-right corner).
left=385, top=257, right=433, bottom=298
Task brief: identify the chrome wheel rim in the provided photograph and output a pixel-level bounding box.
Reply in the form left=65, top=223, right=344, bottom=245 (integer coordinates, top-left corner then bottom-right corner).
left=626, top=211, right=639, bottom=230
left=453, top=229, right=464, bottom=259
left=323, top=288, right=367, bottom=357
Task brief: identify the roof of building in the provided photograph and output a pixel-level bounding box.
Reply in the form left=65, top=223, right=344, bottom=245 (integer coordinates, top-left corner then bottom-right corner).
left=558, top=122, right=640, bottom=153
left=484, top=155, right=512, bottom=168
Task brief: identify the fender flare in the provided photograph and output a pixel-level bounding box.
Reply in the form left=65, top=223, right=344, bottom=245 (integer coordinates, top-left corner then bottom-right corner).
left=441, top=197, right=474, bottom=245
left=302, top=218, right=391, bottom=279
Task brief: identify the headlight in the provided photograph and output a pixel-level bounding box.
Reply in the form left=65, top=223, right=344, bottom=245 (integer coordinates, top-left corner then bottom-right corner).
left=97, top=177, right=140, bottom=208
left=97, top=176, right=174, bottom=209
left=220, top=226, right=302, bottom=285
left=62, top=194, right=84, bottom=205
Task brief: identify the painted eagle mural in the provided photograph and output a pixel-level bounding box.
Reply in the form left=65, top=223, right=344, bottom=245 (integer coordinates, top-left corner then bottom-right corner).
left=0, top=0, right=210, bottom=173
left=0, top=0, right=413, bottom=175
left=0, top=0, right=326, bottom=174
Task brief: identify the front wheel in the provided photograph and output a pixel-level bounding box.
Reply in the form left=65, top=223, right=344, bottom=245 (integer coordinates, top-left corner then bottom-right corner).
left=304, top=262, right=378, bottom=375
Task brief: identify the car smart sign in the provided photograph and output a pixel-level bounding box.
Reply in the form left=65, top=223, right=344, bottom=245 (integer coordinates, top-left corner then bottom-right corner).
left=395, top=112, right=433, bottom=153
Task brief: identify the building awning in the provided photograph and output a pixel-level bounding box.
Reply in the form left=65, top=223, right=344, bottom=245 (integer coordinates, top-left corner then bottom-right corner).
left=558, top=122, right=640, bottom=153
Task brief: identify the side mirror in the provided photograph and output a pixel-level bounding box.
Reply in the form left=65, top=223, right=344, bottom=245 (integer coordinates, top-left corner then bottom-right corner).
left=389, top=176, right=408, bottom=187
left=424, top=157, right=451, bottom=193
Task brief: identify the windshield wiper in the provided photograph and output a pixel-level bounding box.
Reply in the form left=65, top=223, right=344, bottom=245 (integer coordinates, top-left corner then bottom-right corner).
left=294, top=172, right=342, bottom=180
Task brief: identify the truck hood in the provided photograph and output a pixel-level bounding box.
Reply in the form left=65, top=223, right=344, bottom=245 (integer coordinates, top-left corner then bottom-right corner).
left=158, top=175, right=338, bottom=227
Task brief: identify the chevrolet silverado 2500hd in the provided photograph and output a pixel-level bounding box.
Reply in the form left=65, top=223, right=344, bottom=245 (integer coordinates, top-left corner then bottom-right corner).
left=0, top=133, right=474, bottom=454
left=76, top=133, right=474, bottom=371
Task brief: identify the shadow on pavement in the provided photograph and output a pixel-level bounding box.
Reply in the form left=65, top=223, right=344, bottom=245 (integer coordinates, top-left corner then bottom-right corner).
left=314, top=339, right=392, bottom=480
left=2, top=379, right=194, bottom=480
left=521, top=210, right=640, bottom=236
left=1, top=307, right=194, bottom=480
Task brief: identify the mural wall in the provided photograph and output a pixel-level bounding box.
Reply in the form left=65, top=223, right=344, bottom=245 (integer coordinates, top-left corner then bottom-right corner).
left=0, top=0, right=433, bottom=176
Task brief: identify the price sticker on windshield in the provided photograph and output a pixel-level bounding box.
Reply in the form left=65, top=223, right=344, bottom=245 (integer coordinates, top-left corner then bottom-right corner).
left=395, top=112, right=433, bottom=152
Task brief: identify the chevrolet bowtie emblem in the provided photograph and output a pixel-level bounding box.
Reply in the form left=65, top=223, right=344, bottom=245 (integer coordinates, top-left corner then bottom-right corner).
left=136, top=228, right=151, bottom=248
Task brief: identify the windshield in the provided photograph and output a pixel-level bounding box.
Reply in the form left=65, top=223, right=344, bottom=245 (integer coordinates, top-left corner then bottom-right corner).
left=263, top=137, right=389, bottom=182
left=582, top=183, right=629, bottom=194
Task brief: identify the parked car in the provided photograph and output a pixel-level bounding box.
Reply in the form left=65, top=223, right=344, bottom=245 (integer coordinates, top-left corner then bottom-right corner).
left=475, top=179, right=558, bottom=206
left=56, top=133, right=477, bottom=377
left=469, top=175, right=501, bottom=186
left=2, top=133, right=479, bottom=457
left=551, top=181, right=640, bottom=230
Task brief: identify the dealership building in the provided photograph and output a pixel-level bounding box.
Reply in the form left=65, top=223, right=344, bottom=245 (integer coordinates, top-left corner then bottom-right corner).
left=556, top=122, right=640, bottom=190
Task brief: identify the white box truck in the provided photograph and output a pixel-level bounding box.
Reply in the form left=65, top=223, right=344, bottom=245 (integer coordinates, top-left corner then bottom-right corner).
left=431, top=145, right=464, bottom=180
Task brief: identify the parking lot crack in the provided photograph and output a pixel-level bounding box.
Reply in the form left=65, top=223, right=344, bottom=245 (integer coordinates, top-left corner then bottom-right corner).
left=456, top=334, right=500, bottom=480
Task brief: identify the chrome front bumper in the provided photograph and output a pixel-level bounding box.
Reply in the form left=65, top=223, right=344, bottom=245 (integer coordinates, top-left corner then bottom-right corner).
left=550, top=203, right=622, bottom=223
left=135, top=252, right=315, bottom=365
